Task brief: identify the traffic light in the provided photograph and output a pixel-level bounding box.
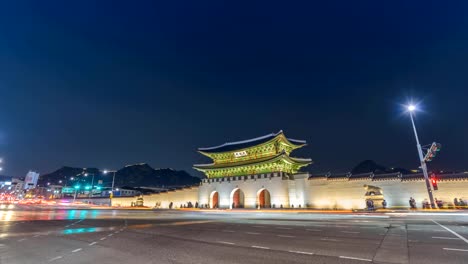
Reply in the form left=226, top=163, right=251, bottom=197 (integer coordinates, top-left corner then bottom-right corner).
left=424, top=142, right=442, bottom=162
left=431, top=174, right=438, bottom=191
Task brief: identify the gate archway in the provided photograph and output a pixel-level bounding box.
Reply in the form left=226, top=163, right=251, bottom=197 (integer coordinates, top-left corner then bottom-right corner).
left=257, top=189, right=271, bottom=208
left=210, top=191, right=219, bottom=209
left=230, top=188, right=245, bottom=209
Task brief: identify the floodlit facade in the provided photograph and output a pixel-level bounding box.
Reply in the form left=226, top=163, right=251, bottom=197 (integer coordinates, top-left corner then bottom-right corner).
left=195, top=130, right=312, bottom=209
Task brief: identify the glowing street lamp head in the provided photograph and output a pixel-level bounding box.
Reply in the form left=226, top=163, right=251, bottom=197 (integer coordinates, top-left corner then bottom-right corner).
left=407, top=104, right=416, bottom=112
left=103, top=170, right=108, bottom=174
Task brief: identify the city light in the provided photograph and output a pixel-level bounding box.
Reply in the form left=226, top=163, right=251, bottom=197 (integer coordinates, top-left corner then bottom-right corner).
left=407, top=104, right=416, bottom=111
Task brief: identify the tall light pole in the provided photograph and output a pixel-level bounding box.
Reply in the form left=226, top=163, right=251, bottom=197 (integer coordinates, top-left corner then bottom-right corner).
left=103, top=170, right=117, bottom=195
left=84, top=173, right=95, bottom=198
left=407, top=104, right=436, bottom=209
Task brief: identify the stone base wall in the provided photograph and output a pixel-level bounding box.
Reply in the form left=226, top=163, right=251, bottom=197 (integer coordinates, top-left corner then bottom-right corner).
left=111, top=186, right=199, bottom=208
left=306, top=178, right=468, bottom=209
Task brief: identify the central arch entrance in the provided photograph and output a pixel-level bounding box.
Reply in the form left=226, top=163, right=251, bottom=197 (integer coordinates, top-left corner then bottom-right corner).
left=230, top=188, right=245, bottom=209
left=257, top=189, right=271, bottom=208
left=210, top=191, right=219, bottom=209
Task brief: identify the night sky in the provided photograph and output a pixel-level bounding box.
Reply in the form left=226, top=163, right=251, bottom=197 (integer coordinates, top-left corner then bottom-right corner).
left=1, top=1, right=467, bottom=177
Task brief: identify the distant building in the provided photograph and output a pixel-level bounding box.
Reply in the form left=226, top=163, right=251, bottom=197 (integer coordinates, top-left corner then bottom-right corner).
left=24, top=171, right=40, bottom=190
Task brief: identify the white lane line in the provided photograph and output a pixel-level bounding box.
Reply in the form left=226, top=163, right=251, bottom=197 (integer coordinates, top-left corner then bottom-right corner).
left=253, top=225, right=266, bottom=228
left=339, top=256, right=372, bottom=262
left=48, top=256, right=63, bottom=262
left=341, top=231, right=360, bottom=234
left=108, top=234, right=113, bottom=237
left=100, top=237, right=107, bottom=241
left=18, top=238, right=26, bottom=242
left=278, top=235, right=295, bottom=238
left=33, top=235, right=40, bottom=238
left=306, top=229, right=322, bottom=232
left=114, top=231, right=119, bottom=234
left=223, top=230, right=235, bottom=233
left=321, top=238, right=340, bottom=242
left=251, top=245, right=270, bottom=249
left=432, top=236, right=461, bottom=240
left=246, top=232, right=260, bottom=235
left=218, top=241, right=235, bottom=245
left=443, top=248, right=468, bottom=252
left=276, top=227, right=292, bottom=230
left=89, top=242, right=97, bottom=246
left=289, top=250, right=314, bottom=255
left=71, top=248, right=82, bottom=253
left=432, top=220, right=468, bottom=244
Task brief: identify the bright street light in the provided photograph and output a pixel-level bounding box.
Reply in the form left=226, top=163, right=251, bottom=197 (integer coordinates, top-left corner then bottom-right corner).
left=406, top=102, right=435, bottom=208
left=103, top=169, right=117, bottom=197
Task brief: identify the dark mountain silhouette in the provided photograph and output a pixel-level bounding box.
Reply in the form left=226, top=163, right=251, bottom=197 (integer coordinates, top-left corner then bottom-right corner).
left=351, top=160, right=412, bottom=174
left=38, top=163, right=201, bottom=188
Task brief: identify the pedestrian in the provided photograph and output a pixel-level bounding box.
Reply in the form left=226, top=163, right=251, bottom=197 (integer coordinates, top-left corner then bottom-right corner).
left=454, top=198, right=459, bottom=209
left=382, top=199, right=387, bottom=209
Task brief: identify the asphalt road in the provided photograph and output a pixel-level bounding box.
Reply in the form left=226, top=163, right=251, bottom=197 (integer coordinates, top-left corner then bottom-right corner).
left=1, top=206, right=468, bottom=264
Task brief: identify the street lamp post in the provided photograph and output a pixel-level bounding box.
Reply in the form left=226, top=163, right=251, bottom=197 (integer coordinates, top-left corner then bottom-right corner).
left=84, top=173, right=95, bottom=198
left=103, top=170, right=117, bottom=195
left=407, top=104, right=436, bottom=209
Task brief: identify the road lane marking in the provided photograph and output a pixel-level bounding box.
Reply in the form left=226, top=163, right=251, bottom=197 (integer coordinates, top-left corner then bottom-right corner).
left=306, top=229, right=322, bottom=232
left=432, top=220, right=468, bottom=244
left=100, top=237, right=107, bottom=241
left=443, top=248, right=468, bottom=252
left=278, top=235, right=295, bottom=238
left=108, top=234, right=113, bottom=237
left=276, top=227, right=292, bottom=230
left=89, top=242, right=97, bottom=246
left=341, top=231, right=360, bottom=234
left=321, top=238, right=340, bottom=242
left=33, top=235, right=40, bottom=237
left=251, top=245, right=269, bottom=249
left=432, top=236, right=461, bottom=240
left=218, top=241, right=235, bottom=245
left=246, top=232, right=260, bottom=235
left=18, top=238, right=26, bottom=242
left=223, top=230, right=235, bottom=232
left=339, top=256, right=372, bottom=262
left=72, top=248, right=82, bottom=253
left=48, top=256, right=63, bottom=262
left=289, top=250, right=314, bottom=255
left=253, top=226, right=266, bottom=228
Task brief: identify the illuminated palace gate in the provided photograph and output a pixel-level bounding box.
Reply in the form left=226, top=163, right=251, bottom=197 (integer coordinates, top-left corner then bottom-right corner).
left=194, top=130, right=312, bottom=209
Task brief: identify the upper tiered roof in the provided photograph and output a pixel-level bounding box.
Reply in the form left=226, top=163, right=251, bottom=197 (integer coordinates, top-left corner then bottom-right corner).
left=198, top=130, right=306, bottom=153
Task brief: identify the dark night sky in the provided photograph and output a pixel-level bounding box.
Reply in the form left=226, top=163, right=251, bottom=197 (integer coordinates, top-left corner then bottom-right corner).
left=0, top=1, right=467, bottom=177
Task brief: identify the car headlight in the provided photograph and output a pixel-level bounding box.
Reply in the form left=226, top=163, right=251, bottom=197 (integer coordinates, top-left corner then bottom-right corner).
left=8, top=204, right=14, bottom=209
left=0, top=204, right=5, bottom=209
